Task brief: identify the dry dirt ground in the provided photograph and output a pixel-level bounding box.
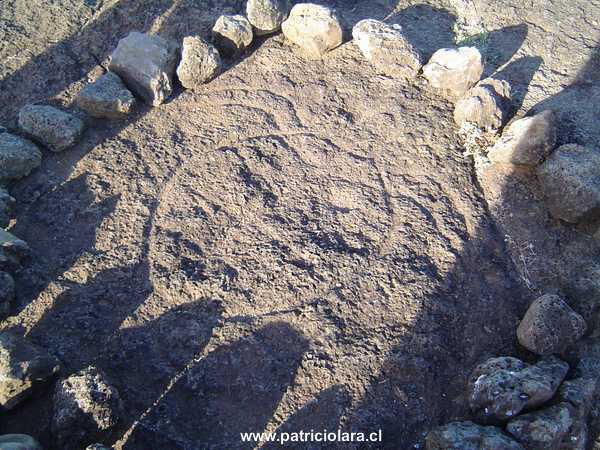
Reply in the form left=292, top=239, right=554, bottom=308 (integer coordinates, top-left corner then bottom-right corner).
left=0, top=0, right=599, bottom=449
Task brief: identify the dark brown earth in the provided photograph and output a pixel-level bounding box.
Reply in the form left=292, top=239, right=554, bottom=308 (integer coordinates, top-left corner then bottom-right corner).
left=0, top=0, right=599, bottom=449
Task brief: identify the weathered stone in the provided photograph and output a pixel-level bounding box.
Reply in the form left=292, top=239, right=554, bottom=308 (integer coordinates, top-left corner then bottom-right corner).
left=422, top=46, right=483, bottom=100
left=0, top=228, right=30, bottom=273
left=0, top=434, right=43, bottom=450
left=52, top=366, right=123, bottom=450
left=85, top=445, right=111, bottom=450
left=537, top=144, right=600, bottom=223
left=425, top=421, right=524, bottom=450
left=557, top=377, right=596, bottom=448
left=0, top=133, right=42, bottom=182
left=468, top=356, right=569, bottom=422
left=281, top=4, right=343, bottom=59
left=517, top=294, right=586, bottom=355
left=109, top=32, right=179, bottom=106
left=352, top=19, right=422, bottom=78
left=76, top=72, right=135, bottom=119
left=576, top=357, right=600, bottom=380
left=563, top=264, right=600, bottom=325
left=0, top=332, right=61, bottom=410
left=246, top=0, right=291, bottom=35
left=212, top=14, right=254, bottom=57
left=18, top=105, right=84, bottom=152
left=0, top=188, right=15, bottom=228
left=176, top=37, right=222, bottom=89
left=454, top=78, right=512, bottom=130
left=0, top=271, right=15, bottom=319
left=507, top=403, right=574, bottom=450
left=561, top=420, right=588, bottom=450
left=487, top=110, right=557, bottom=166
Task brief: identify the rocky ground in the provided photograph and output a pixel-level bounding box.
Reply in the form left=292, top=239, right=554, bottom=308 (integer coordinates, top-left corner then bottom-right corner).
left=0, top=0, right=599, bottom=449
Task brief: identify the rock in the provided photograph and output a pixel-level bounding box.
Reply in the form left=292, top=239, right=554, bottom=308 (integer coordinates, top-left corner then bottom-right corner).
left=0, top=332, right=61, bottom=410
left=281, top=4, right=343, bottom=59
left=246, top=0, right=291, bottom=35
left=85, top=445, right=111, bottom=450
left=52, top=366, right=123, bottom=449
left=352, top=19, right=422, bottom=79
left=0, top=228, right=30, bottom=273
left=109, top=32, right=179, bottom=106
left=0, top=271, right=15, bottom=319
left=212, top=14, right=254, bottom=57
left=176, top=37, right=222, bottom=89
left=506, top=403, right=574, bottom=450
left=517, top=294, right=587, bottom=355
left=18, top=105, right=85, bottom=152
left=468, top=356, right=569, bottom=422
left=487, top=110, right=557, bottom=166
left=563, top=264, right=600, bottom=325
left=425, top=421, right=524, bottom=450
left=0, top=133, right=42, bottom=182
left=76, top=72, right=135, bottom=119
left=454, top=78, right=512, bottom=130
left=576, top=357, right=600, bottom=380
left=0, top=434, right=43, bottom=450
left=537, top=144, right=600, bottom=223
left=422, top=46, right=483, bottom=100
left=0, top=188, right=15, bottom=228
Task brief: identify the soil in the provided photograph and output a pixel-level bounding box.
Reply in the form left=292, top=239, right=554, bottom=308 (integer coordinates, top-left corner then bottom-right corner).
left=0, top=0, right=598, bottom=449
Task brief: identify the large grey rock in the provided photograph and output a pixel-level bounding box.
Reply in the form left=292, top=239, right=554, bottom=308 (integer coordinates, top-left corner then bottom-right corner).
left=0, top=332, right=61, bottom=410
left=425, top=421, right=524, bottom=450
left=0, top=271, right=14, bottom=319
left=0, top=133, right=42, bottom=182
left=468, top=356, right=569, bottom=422
left=0, top=228, right=30, bottom=273
left=0, top=188, right=15, bottom=228
left=281, top=4, right=343, bottom=59
left=454, top=78, right=512, bottom=130
left=212, top=14, right=254, bottom=57
left=506, top=403, right=574, bottom=450
left=176, top=37, right=222, bottom=90
left=0, top=434, right=43, bottom=450
left=76, top=72, right=135, bottom=119
left=537, top=144, right=600, bottom=223
left=109, top=32, right=179, bottom=106
left=487, top=110, right=557, bottom=166
left=517, top=294, right=586, bottom=355
left=52, top=366, right=123, bottom=450
left=246, top=0, right=291, bottom=35
left=352, top=19, right=422, bottom=79
left=422, top=46, right=483, bottom=100
left=18, top=105, right=84, bottom=152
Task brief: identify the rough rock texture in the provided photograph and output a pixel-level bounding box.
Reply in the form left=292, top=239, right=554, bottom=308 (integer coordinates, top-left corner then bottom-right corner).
left=0, top=271, right=15, bottom=319
left=454, top=78, right=512, bottom=130
left=506, top=403, right=574, bottom=450
left=422, top=47, right=483, bottom=100
left=425, top=421, right=524, bottom=450
left=76, top=72, right=135, bottom=119
left=85, top=445, right=111, bottom=450
left=18, top=104, right=84, bottom=152
left=0, top=133, right=42, bottom=182
left=556, top=377, right=596, bottom=449
left=246, top=0, right=291, bottom=35
left=0, top=332, right=61, bottom=410
left=281, top=4, right=343, bottom=59
left=176, top=37, right=222, bottom=89
left=468, top=356, right=569, bottom=422
left=352, top=19, right=422, bottom=79
left=108, top=32, right=179, bottom=106
left=536, top=144, right=600, bottom=223
left=0, top=188, right=15, bottom=228
left=52, top=366, right=123, bottom=450
left=0, top=434, right=43, bottom=450
left=0, top=228, right=30, bottom=273
left=212, top=14, right=253, bottom=57
left=562, top=264, right=600, bottom=326
left=487, top=110, right=557, bottom=166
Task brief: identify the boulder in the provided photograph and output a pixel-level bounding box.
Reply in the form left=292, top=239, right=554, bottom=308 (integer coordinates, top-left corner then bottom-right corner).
left=246, top=0, right=291, bottom=35
left=425, top=421, right=524, bottom=450
left=0, top=271, right=15, bottom=319
left=0, top=434, right=43, bottom=450
left=537, top=144, right=600, bottom=223
left=468, top=356, right=569, bottom=422
left=0, top=332, right=61, bottom=410
left=506, top=403, right=574, bottom=450
left=352, top=19, right=422, bottom=79
left=487, top=110, right=557, bottom=166
left=18, top=105, right=84, bottom=152
left=0, top=133, right=42, bottom=183
left=109, top=32, right=179, bottom=106
left=281, top=4, right=343, bottom=59
left=422, top=46, right=483, bottom=100
left=212, top=14, right=254, bottom=57
left=52, top=366, right=123, bottom=450
left=0, top=188, right=15, bottom=228
left=0, top=228, right=30, bottom=273
left=517, top=294, right=586, bottom=355
left=76, top=72, right=135, bottom=119
left=454, top=78, right=512, bottom=130
left=176, top=37, right=222, bottom=89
